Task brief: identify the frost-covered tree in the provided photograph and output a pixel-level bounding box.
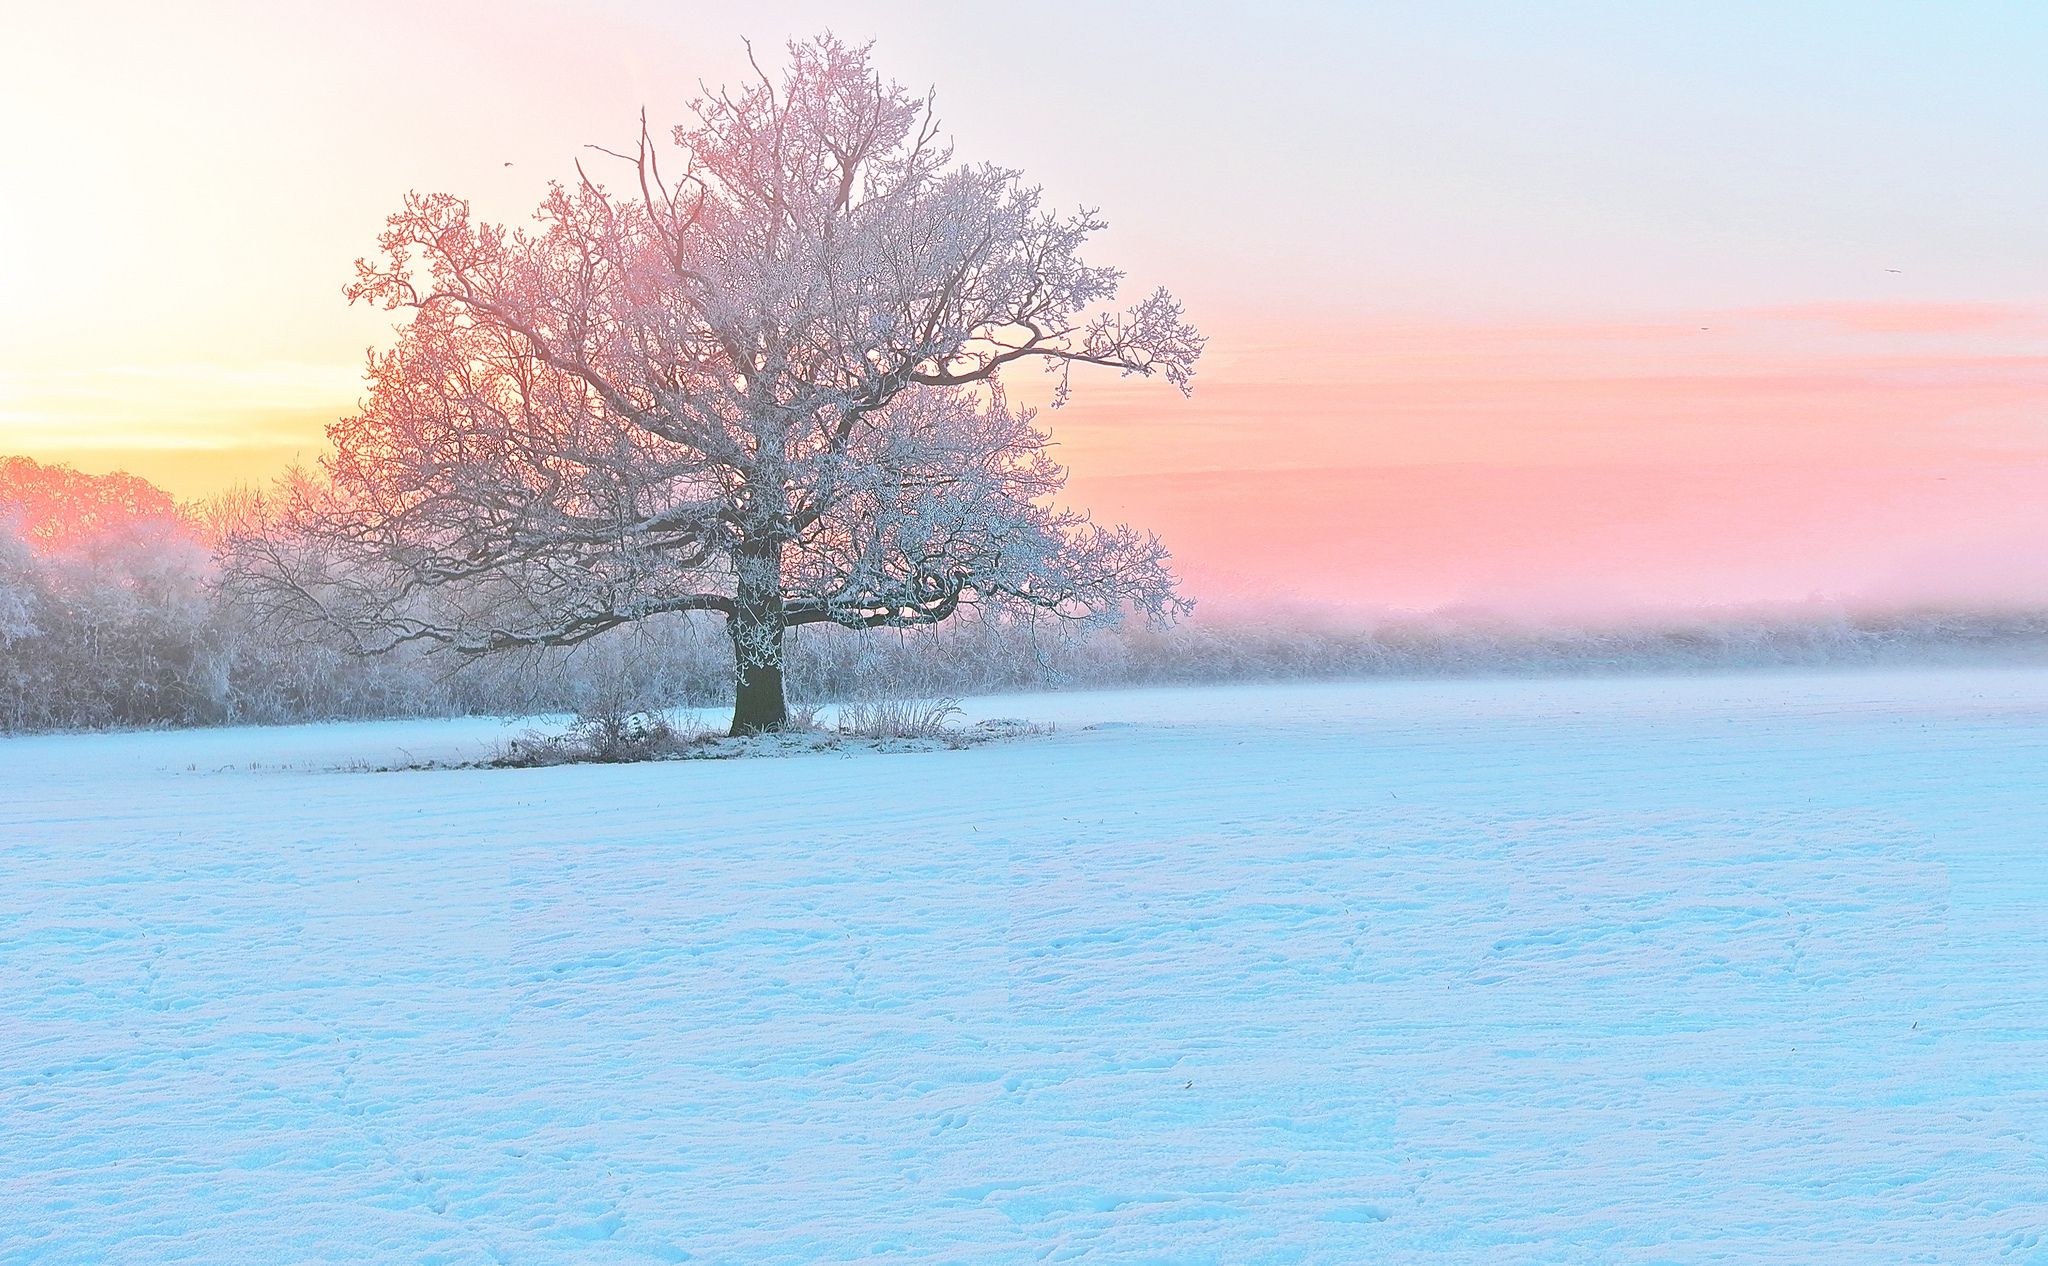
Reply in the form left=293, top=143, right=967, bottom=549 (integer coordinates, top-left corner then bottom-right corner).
left=0, top=515, right=42, bottom=648
left=0, top=459, right=219, bottom=731
left=225, top=35, right=1201, bottom=733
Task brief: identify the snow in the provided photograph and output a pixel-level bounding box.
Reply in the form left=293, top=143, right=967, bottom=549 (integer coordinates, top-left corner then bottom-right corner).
left=4, top=669, right=2047, bottom=1263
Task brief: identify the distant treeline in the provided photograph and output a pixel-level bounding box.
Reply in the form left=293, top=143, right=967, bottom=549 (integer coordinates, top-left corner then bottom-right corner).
left=4, top=455, right=2047, bottom=734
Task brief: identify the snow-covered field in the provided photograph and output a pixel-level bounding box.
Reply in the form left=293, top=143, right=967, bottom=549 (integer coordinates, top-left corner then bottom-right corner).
left=5, top=669, right=2047, bottom=1264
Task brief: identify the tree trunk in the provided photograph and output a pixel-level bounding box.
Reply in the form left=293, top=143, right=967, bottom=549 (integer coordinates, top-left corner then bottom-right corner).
left=728, top=611, right=787, bottom=734
left=728, top=535, right=789, bottom=735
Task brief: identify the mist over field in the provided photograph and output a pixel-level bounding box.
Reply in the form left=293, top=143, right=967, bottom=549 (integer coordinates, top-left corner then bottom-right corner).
left=8, top=449, right=2048, bottom=734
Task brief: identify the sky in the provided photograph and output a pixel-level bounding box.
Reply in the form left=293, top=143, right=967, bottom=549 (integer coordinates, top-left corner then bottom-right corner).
left=4, top=1, right=2047, bottom=617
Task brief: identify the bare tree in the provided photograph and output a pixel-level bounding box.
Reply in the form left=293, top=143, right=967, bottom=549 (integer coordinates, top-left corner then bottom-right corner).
left=224, top=35, right=1203, bottom=733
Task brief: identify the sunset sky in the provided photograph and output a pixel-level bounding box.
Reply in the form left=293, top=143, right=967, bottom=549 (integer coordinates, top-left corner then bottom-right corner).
left=6, top=1, right=2047, bottom=616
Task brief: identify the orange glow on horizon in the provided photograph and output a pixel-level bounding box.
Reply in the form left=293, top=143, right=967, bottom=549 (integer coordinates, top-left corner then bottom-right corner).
left=18, top=304, right=2048, bottom=618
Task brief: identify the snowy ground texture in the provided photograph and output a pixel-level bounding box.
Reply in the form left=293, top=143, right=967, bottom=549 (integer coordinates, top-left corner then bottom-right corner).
left=5, top=670, right=2048, bottom=1264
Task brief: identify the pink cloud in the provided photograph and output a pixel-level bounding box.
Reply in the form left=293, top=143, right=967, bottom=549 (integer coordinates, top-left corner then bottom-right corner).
left=1072, top=455, right=2048, bottom=619
left=1733, top=300, right=2048, bottom=335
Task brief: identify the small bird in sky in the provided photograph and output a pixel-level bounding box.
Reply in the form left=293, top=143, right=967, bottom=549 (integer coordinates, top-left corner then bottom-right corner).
left=1885, top=268, right=1902, bottom=273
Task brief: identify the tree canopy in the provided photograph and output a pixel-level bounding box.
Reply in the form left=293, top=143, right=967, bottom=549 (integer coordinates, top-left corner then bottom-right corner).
left=226, top=35, right=1203, bottom=732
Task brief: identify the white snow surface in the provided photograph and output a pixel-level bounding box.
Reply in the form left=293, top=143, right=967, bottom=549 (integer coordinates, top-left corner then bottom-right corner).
left=4, top=669, right=2047, bottom=1264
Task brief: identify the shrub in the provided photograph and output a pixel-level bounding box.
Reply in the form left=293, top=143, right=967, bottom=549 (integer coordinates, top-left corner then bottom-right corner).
left=835, top=696, right=963, bottom=740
